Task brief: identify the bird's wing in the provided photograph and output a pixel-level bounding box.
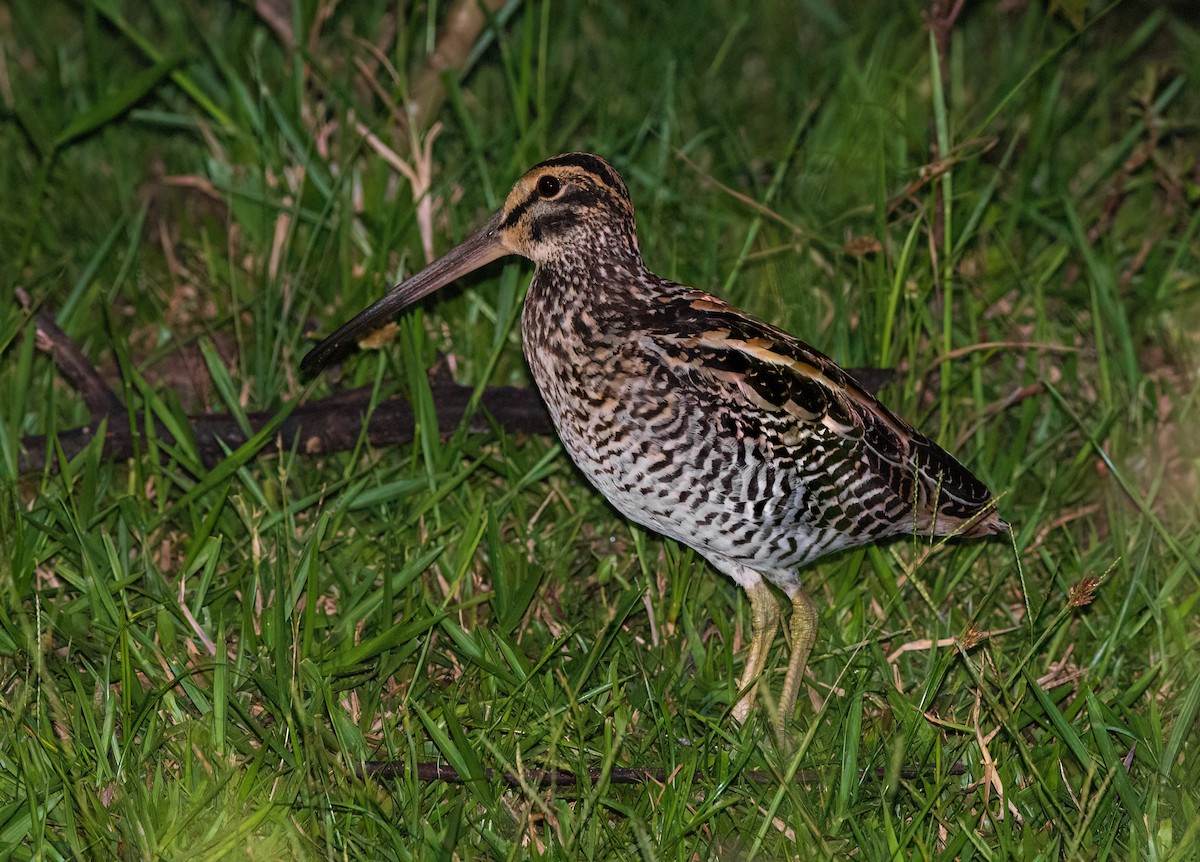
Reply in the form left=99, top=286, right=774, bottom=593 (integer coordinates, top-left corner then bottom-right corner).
left=634, top=289, right=1002, bottom=535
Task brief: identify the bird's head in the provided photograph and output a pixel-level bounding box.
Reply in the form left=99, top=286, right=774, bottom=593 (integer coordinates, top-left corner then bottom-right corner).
left=300, top=153, right=637, bottom=375
left=493, top=153, right=639, bottom=264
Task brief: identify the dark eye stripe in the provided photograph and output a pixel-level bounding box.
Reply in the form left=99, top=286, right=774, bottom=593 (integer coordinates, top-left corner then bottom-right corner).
left=500, top=193, right=539, bottom=229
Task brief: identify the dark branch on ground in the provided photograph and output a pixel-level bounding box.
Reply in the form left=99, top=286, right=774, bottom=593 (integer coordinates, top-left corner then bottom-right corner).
left=18, top=288, right=124, bottom=421
left=18, top=377, right=555, bottom=476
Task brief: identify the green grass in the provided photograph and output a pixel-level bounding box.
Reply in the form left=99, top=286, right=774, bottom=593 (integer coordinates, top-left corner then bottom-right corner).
left=2, top=0, right=1199, bottom=858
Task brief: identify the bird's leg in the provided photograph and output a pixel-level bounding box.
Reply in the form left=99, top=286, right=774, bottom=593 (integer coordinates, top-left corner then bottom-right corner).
left=774, top=587, right=819, bottom=740
left=732, top=581, right=780, bottom=724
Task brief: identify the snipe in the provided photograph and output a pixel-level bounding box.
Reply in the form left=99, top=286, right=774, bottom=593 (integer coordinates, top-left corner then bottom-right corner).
left=302, top=153, right=1006, bottom=739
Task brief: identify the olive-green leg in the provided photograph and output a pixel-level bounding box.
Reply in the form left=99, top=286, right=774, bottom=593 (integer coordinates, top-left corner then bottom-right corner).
left=731, top=580, right=780, bottom=724
left=774, top=587, right=819, bottom=740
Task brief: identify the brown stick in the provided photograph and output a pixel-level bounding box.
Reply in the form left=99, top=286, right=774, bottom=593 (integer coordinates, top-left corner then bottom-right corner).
left=18, top=380, right=555, bottom=475
left=359, top=760, right=967, bottom=787
left=17, top=288, right=124, bottom=421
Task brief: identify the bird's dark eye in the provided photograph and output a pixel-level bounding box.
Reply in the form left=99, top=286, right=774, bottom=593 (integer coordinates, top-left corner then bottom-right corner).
left=537, top=175, right=562, bottom=198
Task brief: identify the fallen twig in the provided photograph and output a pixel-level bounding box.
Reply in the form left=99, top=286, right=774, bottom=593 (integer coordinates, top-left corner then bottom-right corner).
left=18, top=288, right=124, bottom=421
left=18, top=377, right=554, bottom=475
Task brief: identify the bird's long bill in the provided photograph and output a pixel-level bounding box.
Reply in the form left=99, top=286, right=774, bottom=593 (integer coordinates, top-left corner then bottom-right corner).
left=300, top=211, right=508, bottom=375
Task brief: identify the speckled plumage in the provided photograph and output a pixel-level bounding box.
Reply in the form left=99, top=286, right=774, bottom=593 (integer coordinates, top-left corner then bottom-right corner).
left=302, top=153, right=1006, bottom=737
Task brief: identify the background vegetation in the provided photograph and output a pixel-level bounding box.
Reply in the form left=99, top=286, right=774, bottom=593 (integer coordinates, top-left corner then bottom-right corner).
left=1, top=0, right=1198, bottom=858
